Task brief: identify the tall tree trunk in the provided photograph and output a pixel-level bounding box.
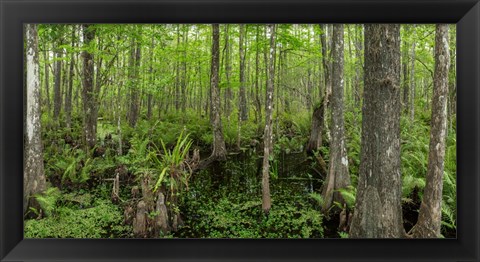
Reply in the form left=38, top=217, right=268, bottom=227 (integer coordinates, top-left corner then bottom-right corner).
left=254, top=25, right=262, bottom=125
left=306, top=24, right=329, bottom=152
left=128, top=33, right=141, bottom=127
left=147, top=34, right=155, bottom=120
left=223, top=25, right=232, bottom=118
left=354, top=25, right=363, bottom=107
left=409, top=25, right=417, bottom=121
left=175, top=25, right=181, bottom=112
left=321, top=24, right=350, bottom=212
left=65, top=26, right=76, bottom=129
left=25, top=24, right=47, bottom=213
left=237, top=24, right=248, bottom=148
left=53, top=38, right=63, bottom=121
left=402, top=59, right=409, bottom=111
left=181, top=25, right=188, bottom=112
left=43, top=45, right=51, bottom=116
left=82, top=24, right=97, bottom=150
left=239, top=24, right=248, bottom=121
left=412, top=24, right=450, bottom=238
left=323, top=24, right=333, bottom=141
left=210, top=24, right=227, bottom=160
left=261, top=24, right=276, bottom=214
left=349, top=24, right=405, bottom=238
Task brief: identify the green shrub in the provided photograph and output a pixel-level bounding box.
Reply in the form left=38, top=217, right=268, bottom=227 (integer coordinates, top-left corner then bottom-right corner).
left=24, top=198, right=130, bottom=238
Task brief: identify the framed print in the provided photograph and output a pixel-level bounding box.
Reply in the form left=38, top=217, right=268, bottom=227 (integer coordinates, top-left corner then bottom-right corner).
left=1, top=0, right=479, bottom=261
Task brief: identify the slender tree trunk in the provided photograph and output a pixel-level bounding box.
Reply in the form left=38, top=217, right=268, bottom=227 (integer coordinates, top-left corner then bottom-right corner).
left=210, top=24, right=227, bottom=160
left=65, top=26, right=76, bottom=129
left=147, top=35, right=155, bottom=120
left=25, top=24, right=47, bottom=213
left=321, top=24, right=350, bottom=212
left=43, top=45, right=51, bottom=115
left=116, top=55, right=123, bottom=156
left=239, top=24, right=248, bottom=121
left=354, top=25, right=363, bottom=107
left=175, top=25, right=181, bottom=112
left=412, top=24, right=450, bottom=238
left=53, top=38, right=63, bottom=121
left=261, top=24, right=276, bottom=214
left=349, top=24, right=405, bottom=238
left=402, top=58, right=409, bottom=111
left=82, top=24, right=97, bottom=150
left=223, top=25, right=232, bottom=118
left=237, top=24, right=248, bottom=148
left=410, top=25, right=417, bottom=121
left=181, top=25, right=188, bottom=112
left=254, top=25, right=262, bottom=125
left=321, top=24, right=332, bottom=141
left=128, top=33, right=141, bottom=127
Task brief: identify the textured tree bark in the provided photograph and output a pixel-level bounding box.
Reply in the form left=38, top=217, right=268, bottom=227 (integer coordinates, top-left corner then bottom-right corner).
left=306, top=24, right=330, bottom=153
left=323, top=25, right=333, bottom=141
left=128, top=33, right=141, bottom=128
left=321, top=24, right=350, bottom=212
left=239, top=24, right=248, bottom=121
left=306, top=101, right=325, bottom=153
left=175, top=25, right=181, bottom=111
left=154, top=192, right=170, bottom=236
left=349, top=24, right=405, bottom=238
left=224, top=25, right=232, bottom=118
left=354, top=25, right=363, bottom=107
left=53, top=37, right=63, bottom=121
left=210, top=24, right=227, bottom=160
left=409, top=25, right=417, bottom=122
left=65, top=26, right=76, bottom=129
left=254, top=26, right=262, bottom=125
left=42, top=45, right=51, bottom=115
left=261, top=24, right=276, bottom=214
left=82, top=24, right=97, bottom=150
left=147, top=34, right=155, bottom=120
left=412, top=24, right=450, bottom=238
left=181, top=25, right=188, bottom=112
left=24, top=24, right=47, bottom=213
left=133, top=200, right=147, bottom=238
left=402, top=59, right=409, bottom=111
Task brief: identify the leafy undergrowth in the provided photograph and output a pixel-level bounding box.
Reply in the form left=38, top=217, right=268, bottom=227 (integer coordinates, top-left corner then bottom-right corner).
left=177, top=181, right=324, bottom=238
left=25, top=190, right=131, bottom=238
left=27, top=107, right=456, bottom=239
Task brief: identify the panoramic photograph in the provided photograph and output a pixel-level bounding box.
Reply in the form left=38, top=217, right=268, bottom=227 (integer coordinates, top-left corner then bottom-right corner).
left=23, top=24, right=456, bottom=238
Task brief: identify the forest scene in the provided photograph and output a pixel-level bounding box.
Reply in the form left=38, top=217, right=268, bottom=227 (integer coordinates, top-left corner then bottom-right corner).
left=24, top=23, right=456, bottom=239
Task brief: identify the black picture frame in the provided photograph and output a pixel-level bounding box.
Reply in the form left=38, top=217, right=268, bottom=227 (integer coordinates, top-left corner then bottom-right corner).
left=1, top=0, right=479, bottom=261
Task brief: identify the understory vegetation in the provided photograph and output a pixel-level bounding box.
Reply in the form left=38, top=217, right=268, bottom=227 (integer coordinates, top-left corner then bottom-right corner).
left=26, top=102, right=456, bottom=238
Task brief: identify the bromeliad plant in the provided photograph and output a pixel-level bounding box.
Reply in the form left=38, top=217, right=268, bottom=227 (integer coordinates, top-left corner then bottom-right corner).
left=151, top=130, right=194, bottom=195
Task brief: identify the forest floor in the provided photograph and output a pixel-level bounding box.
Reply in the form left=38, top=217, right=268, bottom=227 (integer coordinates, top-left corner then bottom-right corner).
left=24, top=110, right=457, bottom=239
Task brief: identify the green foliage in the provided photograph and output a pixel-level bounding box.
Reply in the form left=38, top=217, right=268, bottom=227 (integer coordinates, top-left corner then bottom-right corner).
left=34, top=187, right=61, bottom=217
left=278, top=111, right=311, bottom=138
left=400, top=116, right=430, bottom=199
left=336, top=185, right=356, bottom=210
left=25, top=192, right=130, bottom=238
left=152, top=130, right=193, bottom=193
left=344, top=107, right=362, bottom=186
left=50, top=148, right=91, bottom=184
left=308, top=192, right=325, bottom=207
left=182, top=196, right=323, bottom=238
